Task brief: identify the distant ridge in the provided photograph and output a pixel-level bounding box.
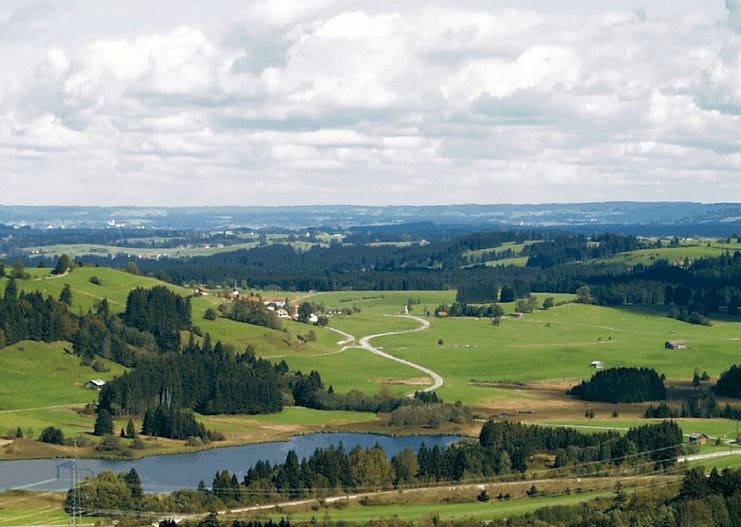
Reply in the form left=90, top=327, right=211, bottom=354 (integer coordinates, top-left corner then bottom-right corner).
left=0, top=202, right=739, bottom=233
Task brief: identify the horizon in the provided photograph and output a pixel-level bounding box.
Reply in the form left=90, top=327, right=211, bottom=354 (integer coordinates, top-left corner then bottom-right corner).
left=0, top=1, right=739, bottom=205
left=1, top=200, right=740, bottom=209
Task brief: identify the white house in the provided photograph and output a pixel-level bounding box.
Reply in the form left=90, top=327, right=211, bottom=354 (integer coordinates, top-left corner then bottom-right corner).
left=85, top=379, right=106, bottom=390
left=590, top=360, right=604, bottom=369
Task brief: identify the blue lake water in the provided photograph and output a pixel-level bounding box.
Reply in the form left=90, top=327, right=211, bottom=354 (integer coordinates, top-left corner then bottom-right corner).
left=0, top=433, right=459, bottom=493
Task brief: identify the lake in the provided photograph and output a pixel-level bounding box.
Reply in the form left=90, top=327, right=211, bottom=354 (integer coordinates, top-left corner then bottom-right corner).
left=0, top=432, right=459, bottom=493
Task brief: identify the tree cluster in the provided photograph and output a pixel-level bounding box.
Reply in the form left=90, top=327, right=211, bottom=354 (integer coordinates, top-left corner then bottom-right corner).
left=141, top=406, right=210, bottom=440
left=98, top=338, right=283, bottom=417
left=568, top=367, right=666, bottom=403
left=434, top=302, right=504, bottom=318
left=65, top=469, right=144, bottom=516
left=0, top=278, right=78, bottom=348
left=218, top=297, right=282, bottom=330
left=122, top=286, right=191, bottom=352
left=714, top=364, right=741, bottom=398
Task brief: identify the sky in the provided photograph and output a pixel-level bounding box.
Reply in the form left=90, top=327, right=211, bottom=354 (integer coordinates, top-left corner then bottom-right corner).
left=0, top=0, right=739, bottom=206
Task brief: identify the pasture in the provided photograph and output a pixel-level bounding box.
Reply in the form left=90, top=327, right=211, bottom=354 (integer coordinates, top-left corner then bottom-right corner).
left=1, top=267, right=190, bottom=313
left=0, top=341, right=124, bottom=412
left=366, top=303, right=741, bottom=404
left=257, top=493, right=611, bottom=523
left=0, top=341, right=125, bottom=442
left=0, top=490, right=95, bottom=527
left=597, top=241, right=740, bottom=265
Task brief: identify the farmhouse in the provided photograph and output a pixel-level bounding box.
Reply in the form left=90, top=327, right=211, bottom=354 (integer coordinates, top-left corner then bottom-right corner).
left=85, top=379, right=106, bottom=390
left=688, top=433, right=710, bottom=445
left=665, top=340, right=687, bottom=350
left=275, top=308, right=290, bottom=318
left=193, top=286, right=208, bottom=296
left=590, top=360, right=604, bottom=369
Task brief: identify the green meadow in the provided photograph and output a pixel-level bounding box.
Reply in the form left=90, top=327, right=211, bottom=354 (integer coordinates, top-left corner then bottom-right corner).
left=597, top=242, right=740, bottom=265
left=1, top=267, right=190, bottom=313
left=0, top=490, right=104, bottom=527
left=368, top=303, right=741, bottom=403
left=695, top=454, right=741, bottom=471
left=485, top=256, right=529, bottom=267
left=0, top=341, right=124, bottom=412
left=252, top=491, right=613, bottom=523
left=0, top=341, right=126, bottom=438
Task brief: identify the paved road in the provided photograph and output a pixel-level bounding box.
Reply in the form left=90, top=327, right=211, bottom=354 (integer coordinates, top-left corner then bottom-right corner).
left=160, top=473, right=676, bottom=524
left=678, top=449, right=741, bottom=463
left=358, top=315, right=443, bottom=394
left=325, top=326, right=356, bottom=348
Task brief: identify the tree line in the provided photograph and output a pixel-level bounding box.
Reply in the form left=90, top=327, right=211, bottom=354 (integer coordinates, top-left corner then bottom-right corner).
left=645, top=390, right=741, bottom=420
left=68, top=419, right=684, bottom=517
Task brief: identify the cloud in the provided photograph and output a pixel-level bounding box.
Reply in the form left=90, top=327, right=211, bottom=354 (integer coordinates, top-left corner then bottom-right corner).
left=0, top=2, right=53, bottom=40
left=728, top=0, right=741, bottom=32
left=0, top=1, right=739, bottom=206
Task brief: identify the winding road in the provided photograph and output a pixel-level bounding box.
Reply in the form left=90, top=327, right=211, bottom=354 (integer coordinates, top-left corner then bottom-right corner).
left=322, top=315, right=443, bottom=394
left=357, top=315, right=444, bottom=394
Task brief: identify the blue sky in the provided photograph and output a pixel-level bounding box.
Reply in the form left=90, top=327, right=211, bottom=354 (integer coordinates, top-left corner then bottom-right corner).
left=0, top=1, right=738, bottom=205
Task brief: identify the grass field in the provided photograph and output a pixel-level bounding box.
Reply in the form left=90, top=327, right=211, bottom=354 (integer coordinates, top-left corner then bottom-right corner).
left=199, top=406, right=379, bottom=442
left=0, top=341, right=126, bottom=446
left=695, top=454, right=741, bottom=471
left=366, top=303, right=741, bottom=403
left=485, top=256, right=529, bottom=267
left=0, top=490, right=97, bottom=527
left=462, top=241, right=539, bottom=264
left=247, top=491, right=614, bottom=524
left=597, top=243, right=740, bottom=265
left=0, top=341, right=125, bottom=412
left=1, top=267, right=190, bottom=313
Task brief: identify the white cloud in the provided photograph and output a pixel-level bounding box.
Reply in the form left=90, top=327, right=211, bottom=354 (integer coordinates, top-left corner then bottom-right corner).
left=728, top=0, right=741, bottom=32
left=0, top=1, right=738, bottom=205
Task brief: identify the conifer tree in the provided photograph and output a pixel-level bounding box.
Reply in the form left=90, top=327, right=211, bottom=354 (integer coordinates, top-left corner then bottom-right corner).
left=93, top=409, right=114, bottom=436
left=52, top=254, right=71, bottom=275
left=59, top=284, right=72, bottom=305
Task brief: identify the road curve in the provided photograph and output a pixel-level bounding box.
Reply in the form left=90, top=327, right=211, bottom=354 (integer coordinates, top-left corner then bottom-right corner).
left=325, top=326, right=356, bottom=347
left=358, top=315, right=443, bottom=394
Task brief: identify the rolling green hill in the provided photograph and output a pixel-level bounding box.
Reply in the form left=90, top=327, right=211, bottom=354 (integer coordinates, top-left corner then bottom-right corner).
left=0, top=340, right=126, bottom=438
